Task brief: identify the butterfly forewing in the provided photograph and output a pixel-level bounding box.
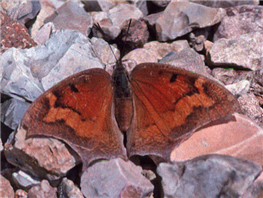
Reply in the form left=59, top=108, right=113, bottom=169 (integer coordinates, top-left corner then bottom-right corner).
left=20, top=69, right=126, bottom=170
left=128, top=63, right=240, bottom=160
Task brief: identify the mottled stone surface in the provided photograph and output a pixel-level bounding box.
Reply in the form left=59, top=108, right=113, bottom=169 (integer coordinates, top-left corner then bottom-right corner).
left=1, top=11, right=37, bottom=54
left=214, top=5, right=263, bottom=41
left=80, top=158, right=154, bottom=198
left=27, top=180, right=57, bottom=198
left=209, top=32, right=263, bottom=70
left=155, top=1, right=225, bottom=41
left=158, top=154, right=262, bottom=198
left=0, top=174, right=15, bottom=198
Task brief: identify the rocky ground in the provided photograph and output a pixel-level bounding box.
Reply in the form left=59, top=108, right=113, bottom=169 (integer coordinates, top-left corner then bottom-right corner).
left=1, top=0, right=263, bottom=197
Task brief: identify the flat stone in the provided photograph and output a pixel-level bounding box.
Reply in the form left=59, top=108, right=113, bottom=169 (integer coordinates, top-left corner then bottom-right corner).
left=12, top=170, right=40, bottom=190
left=0, top=0, right=41, bottom=24
left=1, top=99, right=30, bottom=130
left=80, top=158, right=154, bottom=198
left=155, top=1, right=225, bottom=41
left=170, top=113, right=263, bottom=167
left=44, top=1, right=93, bottom=36
left=92, top=3, right=143, bottom=40
left=212, top=67, right=239, bottom=85
left=226, top=80, right=250, bottom=96
left=158, top=154, right=262, bottom=198
left=214, top=5, right=263, bottom=41
left=4, top=127, right=78, bottom=181
left=209, top=32, right=263, bottom=70
left=123, top=48, right=158, bottom=65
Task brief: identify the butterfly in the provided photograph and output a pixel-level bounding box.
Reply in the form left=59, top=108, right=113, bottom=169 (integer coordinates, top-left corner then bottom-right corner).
left=20, top=61, right=241, bottom=171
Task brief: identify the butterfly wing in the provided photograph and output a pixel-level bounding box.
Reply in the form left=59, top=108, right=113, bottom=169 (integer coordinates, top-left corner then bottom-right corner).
left=128, top=63, right=240, bottom=160
left=20, top=69, right=126, bottom=170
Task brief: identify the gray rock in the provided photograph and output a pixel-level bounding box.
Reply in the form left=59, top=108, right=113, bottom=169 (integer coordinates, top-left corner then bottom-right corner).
left=80, top=158, right=154, bottom=198
left=209, top=32, right=263, bottom=70
left=226, top=80, right=250, bottom=96
left=0, top=0, right=41, bottom=24
left=1, top=98, right=30, bottom=130
left=4, top=127, right=78, bottom=181
left=27, top=180, right=57, bottom=198
left=214, top=5, right=263, bottom=41
left=159, top=48, right=209, bottom=78
left=87, top=0, right=148, bottom=16
left=33, top=22, right=56, bottom=45
left=155, top=1, right=225, bottom=41
left=58, top=178, right=84, bottom=198
left=193, top=0, right=259, bottom=8
left=1, top=29, right=105, bottom=101
left=157, top=154, right=262, bottom=198
left=44, top=1, right=93, bottom=36
left=123, top=48, right=158, bottom=65
left=92, top=3, right=143, bottom=40
left=144, top=40, right=190, bottom=60
left=12, top=170, right=40, bottom=190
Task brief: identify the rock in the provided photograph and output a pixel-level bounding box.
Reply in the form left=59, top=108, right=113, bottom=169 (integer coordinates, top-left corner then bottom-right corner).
left=33, top=22, right=56, bottom=45
left=241, top=171, right=263, bottom=198
left=123, top=48, right=158, bottom=65
left=12, top=170, right=40, bottom=190
left=0, top=139, right=3, bottom=152
left=209, top=32, right=263, bottom=70
left=0, top=0, right=41, bottom=24
left=85, top=0, right=148, bottom=16
left=0, top=30, right=105, bottom=101
left=194, top=0, right=259, bottom=8
left=189, top=32, right=206, bottom=51
left=44, top=1, right=93, bottom=36
left=151, top=0, right=170, bottom=7
left=0, top=174, right=15, bottom=198
left=15, top=189, right=27, bottom=198
left=120, top=19, right=149, bottom=52
left=143, top=40, right=190, bottom=60
left=159, top=48, right=210, bottom=78
left=4, top=127, right=78, bottom=181
left=90, top=37, right=120, bottom=66
left=58, top=178, right=84, bottom=198
left=30, top=0, right=57, bottom=38
left=226, top=80, right=250, bottom=96
left=0, top=11, right=37, bottom=54
left=92, top=3, right=143, bottom=40
left=155, top=1, right=225, bottom=41
left=238, top=93, right=263, bottom=127
left=1, top=99, right=30, bottom=130
left=214, top=5, right=263, bottom=41
left=80, top=158, right=154, bottom=198
left=27, top=180, right=57, bottom=198
left=212, top=68, right=238, bottom=85
left=158, top=154, right=262, bottom=198
left=170, top=113, right=263, bottom=166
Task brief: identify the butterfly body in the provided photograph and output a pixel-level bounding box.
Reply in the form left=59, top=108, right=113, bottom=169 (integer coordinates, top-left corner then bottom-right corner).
left=20, top=63, right=241, bottom=170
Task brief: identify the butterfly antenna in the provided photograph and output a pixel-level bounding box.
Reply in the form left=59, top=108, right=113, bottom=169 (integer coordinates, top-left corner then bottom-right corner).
left=120, top=19, right=132, bottom=58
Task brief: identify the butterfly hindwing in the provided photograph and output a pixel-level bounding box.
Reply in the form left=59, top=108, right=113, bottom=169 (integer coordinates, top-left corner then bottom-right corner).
left=20, top=69, right=126, bottom=170
left=128, top=63, right=240, bottom=160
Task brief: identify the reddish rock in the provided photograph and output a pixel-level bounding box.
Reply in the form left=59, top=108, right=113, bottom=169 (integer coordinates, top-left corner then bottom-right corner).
left=58, top=178, right=84, bottom=198
left=15, top=189, right=27, bottom=198
left=1, top=11, right=37, bottom=54
left=212, top=68, right=239, bottom=85
left=242, top=172, right=263, bottom=198
left=0, top=174, right=15, bottom=198
left=170, top=113, right=263, bottom=166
